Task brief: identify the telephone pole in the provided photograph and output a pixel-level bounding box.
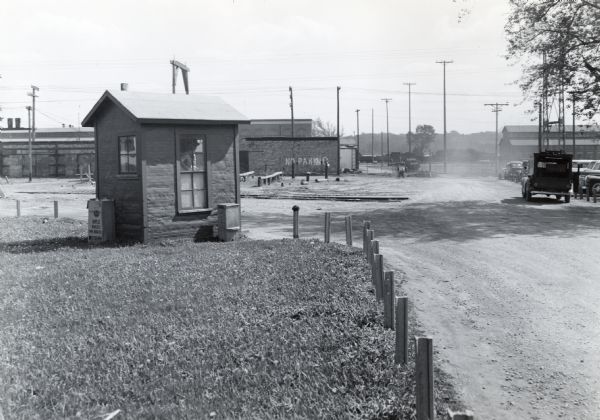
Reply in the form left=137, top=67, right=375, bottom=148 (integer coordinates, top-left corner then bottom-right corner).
left=403, top=82, right=416, bottom=154
left=337, top=86, right=341, bottom=175
left=484, top=102, right=509, bottom=176
left=381, top=98, right=391, bottom=164
left=436, top=60, right=453, bottom=173
left=289, top=86, right=294, bottom=138
left=371, top=108, right=374, bottom=161
left=26, top=106, right=32, bottom=182
left=27, top=85, right=39, bottom=141
left=355, top=109, right=360, bottom=170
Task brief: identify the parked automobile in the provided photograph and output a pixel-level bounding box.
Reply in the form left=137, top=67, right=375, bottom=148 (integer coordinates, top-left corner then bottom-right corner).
left=578, top=160, right=600, bottom=195
left=522, top=150, right=572, bottom=202
left=572, top=160, right=595, bottom=194
left=501, top=161, right=524, bottom=182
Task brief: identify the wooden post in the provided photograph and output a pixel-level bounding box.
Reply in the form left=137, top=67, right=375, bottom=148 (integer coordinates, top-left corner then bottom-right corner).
left=362, top=221, right=371, bottom=254
left=324, top=212, right=331, bottom=243
left=292, top=205, right=299, bottom=239
left=395, top=296, right=408, bottom=364
left=370, top=238, right=378, bottom=266
left=345, top=215, right=353, bottom=246
left=371, top=251, right=378, bottom=287
left=53, top=200, right=58, bottom=218
left=374, top=254, right=383, bottom=302
left=383, top=271, right=394, bottom=329
left=415, top=336, right=434, bottom=420
left=16, top=200, right=21, bottom=217
left=367, top=230, right=374, bottom=263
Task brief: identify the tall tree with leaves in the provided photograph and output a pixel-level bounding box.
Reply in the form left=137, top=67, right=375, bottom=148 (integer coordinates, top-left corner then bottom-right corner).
left=413, top=124, right=436, bottom=158
left=505, top=0, right=600, bottom=121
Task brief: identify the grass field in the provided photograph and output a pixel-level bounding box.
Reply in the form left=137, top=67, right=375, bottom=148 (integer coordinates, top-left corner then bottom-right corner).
left=0, top=217, right=457, bottom=419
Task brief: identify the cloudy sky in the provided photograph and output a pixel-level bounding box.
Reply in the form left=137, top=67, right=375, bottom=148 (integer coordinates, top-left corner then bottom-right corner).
left=0, top=0, right=534, bottom=135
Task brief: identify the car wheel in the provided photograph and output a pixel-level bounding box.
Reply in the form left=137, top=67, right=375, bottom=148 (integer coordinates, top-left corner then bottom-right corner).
left=525, top=183, right=532, bottom=201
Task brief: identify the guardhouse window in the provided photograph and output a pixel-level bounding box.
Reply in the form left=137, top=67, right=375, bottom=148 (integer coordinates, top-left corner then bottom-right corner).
left=118, top=135, right=137, bottom=174
left=178, top=136, right=208, bottom=210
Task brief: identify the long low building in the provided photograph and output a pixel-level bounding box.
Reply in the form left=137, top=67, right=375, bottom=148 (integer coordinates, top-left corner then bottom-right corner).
left=500, top=125, right=600, bottom=163
left=0, top=126, right=95, bottom=178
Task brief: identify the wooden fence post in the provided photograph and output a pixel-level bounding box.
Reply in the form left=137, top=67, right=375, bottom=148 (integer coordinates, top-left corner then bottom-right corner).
left=370, top=239, right=378, bottom=267
left=16, top=200, right=21, bottom=217
left=54, top=200, right=59, bottom=218
left=324, top=212, right=331, bottom=243
left=292, top=205, right=299, bottom=239
left=345, top=216, right=353, bottom=246
left=362, top=221, right=371, bottom=254
left=374, top=254, right=383, bottom=302
left=383, top=271, right=394, bottom=329
left=395, top=296, right=408, bottom=365
left=366, top=230, right=374, bottom=263
left=415, top=336, right=434, bottom=420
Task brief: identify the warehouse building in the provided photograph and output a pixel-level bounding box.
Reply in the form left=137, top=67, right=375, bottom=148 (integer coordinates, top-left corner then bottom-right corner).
left=499, top=125, right=600, bottom=163
left=0, top=121, right=95, bottom=178
left=238, top=119, right=341, bottom=176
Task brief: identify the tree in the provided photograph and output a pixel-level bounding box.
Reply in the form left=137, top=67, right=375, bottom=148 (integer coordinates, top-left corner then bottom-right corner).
left=505, top=0, right=600, bottom=121
left=312, top=118, right=341, bottom=137
left=413, top=125, right=436, bottom=158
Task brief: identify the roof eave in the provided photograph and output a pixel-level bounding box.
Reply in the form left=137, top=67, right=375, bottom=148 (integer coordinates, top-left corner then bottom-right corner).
left=138, top=118, right=250, bottom=125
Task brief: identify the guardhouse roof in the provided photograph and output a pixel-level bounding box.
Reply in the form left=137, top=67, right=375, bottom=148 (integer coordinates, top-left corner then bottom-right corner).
left=82, top=90, right=249, bottom=127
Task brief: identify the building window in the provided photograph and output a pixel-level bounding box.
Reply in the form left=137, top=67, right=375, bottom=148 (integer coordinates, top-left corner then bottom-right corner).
left=178, top=136, right=208, bottom=210
left=118, top=135, right=137, bottom=174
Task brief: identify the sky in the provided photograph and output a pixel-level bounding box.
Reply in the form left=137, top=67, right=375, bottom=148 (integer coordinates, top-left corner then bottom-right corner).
left=0, top=0, right=536, bottom=135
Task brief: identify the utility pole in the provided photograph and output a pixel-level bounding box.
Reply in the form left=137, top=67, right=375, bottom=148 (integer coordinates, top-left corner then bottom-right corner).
left=436, top=60, right=453, bottom=173
left=404, top=82, right=416, bottom=154
left=571, top=92, right=576, bottom=157
left=289, top=86, right=294, bottom=138
left=355, top=109, right=360, bottom=170
left=337, top=86, right=341, bottom=176
left=26, top=106, right=32, bottom=182
left=371, top=108, right=374, bottom=161
left=381, top=98, right=391, bottom=164
left=28, top=85, right=39, bottom=145
left=484, top=102, right=509, bottom=176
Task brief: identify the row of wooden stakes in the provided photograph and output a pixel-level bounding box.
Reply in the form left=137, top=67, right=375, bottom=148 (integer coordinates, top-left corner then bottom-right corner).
left=300, top=209, right=475, bottom=420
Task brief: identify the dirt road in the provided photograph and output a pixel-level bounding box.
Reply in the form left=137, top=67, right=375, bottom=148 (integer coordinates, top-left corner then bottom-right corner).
left=240, top=174, right=600, bottom=419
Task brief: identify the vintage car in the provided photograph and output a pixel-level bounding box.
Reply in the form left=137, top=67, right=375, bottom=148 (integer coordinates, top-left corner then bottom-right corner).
left=522, top=150, right=572, bottom=203
left=501, top=161, right=524, bottom=182
left=577, top=160, right=600, bottom=195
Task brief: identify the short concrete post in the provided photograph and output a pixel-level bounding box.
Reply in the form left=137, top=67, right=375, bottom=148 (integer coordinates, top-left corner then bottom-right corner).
left=16, top=200, right=21, bottom=217
left=306, top=172, right=311, bottom=182
left=324, top=212, right=331, bottom=243
left=345, top=216, right=353, bottom=246
left=383, top=271, right=394, bottom=329
left=362, top=221, right=371, bottom=254
left=53, top=201, right=58, bottom=218
left=370, top=240, right=379, bottom=267
left=415, top=336, right=434, bottom=420
left=291, top=161, right=295, bottom=179
left=292, top=205, right=299, bottom=239
left=395, top=296, right=408, bottom=365
left=374, top=254, right=383, bottom=302
left=595, top=190, right=598, bottom=204
left=258, top=177, right=263, bottom=187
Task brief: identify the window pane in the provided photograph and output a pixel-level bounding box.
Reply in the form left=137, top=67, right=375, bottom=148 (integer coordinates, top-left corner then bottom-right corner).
left=181, top=191, right=193, bottom=209
left=119, top=136, right=136, bottom=174
left=127, top=158, right=137, bottom=173
left=192, top=173, right=205, bottom=190
left=180, top=137, right=205, bottom=171
left=193, top=189, right=207, bottom=208
left=181, top=173, right=192, bottom=190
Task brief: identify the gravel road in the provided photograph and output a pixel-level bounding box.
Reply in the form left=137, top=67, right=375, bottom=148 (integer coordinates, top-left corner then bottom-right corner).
left=2, top=174, right=599, bottom=418
left=240, top=174, right=600, bottom=419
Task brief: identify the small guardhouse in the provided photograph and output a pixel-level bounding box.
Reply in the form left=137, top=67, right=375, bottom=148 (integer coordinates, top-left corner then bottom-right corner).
left=82, top=90, right=249, bottom=242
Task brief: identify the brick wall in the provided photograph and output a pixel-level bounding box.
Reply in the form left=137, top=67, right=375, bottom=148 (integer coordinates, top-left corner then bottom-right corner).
left=240, top=137, right=338, bottom=176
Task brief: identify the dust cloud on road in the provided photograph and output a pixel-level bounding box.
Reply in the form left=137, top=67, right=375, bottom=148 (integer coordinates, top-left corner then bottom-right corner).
left=241, top=174, right=600, bottom=419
